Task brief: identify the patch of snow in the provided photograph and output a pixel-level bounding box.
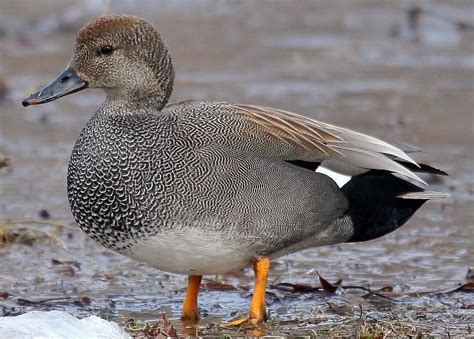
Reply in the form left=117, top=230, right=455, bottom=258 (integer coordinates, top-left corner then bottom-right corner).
left=0, top=311, right=130, bottom=339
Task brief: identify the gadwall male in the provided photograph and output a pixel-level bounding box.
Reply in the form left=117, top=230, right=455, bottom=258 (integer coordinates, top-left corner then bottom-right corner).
left=23, top=15, right=447, bottom=325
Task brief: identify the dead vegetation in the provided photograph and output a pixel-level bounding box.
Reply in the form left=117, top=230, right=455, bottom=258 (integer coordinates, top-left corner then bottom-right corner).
left=0, top=219, right=68, bottom=249
left=1, top=219, right=472, bottom=337
left=118, top=272, right=473, bottom=338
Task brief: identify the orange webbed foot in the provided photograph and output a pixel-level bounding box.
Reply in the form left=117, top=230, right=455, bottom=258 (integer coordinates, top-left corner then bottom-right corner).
left=219, top=312, right=267, bottom=328
left=220, top=256, right=270, bottom=328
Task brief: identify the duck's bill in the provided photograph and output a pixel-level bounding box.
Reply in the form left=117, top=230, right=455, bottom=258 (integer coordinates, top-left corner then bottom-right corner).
left=22, top=68, right=88, bottom=107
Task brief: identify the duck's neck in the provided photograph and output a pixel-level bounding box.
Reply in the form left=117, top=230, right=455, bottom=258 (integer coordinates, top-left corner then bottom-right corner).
left=104, top=91, right=172, bottom=113
left=105, top=51, right=175, bottom=112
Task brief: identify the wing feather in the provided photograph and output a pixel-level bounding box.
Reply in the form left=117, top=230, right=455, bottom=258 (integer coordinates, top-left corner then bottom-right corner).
left=234, top=104, right=426, bottom=185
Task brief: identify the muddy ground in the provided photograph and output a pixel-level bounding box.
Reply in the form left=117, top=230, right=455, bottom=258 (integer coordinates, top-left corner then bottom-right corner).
left=0, top=0, right=473, bottom=337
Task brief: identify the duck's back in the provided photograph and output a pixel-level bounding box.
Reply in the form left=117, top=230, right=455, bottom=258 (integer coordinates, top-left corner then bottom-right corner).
left=67, top=101, right=350, bottom=274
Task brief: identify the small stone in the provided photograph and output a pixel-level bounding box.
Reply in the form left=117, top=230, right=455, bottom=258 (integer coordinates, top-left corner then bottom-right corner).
left=38, top=209, right=50, bottom=219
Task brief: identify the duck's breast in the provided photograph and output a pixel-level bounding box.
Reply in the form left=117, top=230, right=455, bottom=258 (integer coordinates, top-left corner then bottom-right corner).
left=66, top=112, right=179, bottom=251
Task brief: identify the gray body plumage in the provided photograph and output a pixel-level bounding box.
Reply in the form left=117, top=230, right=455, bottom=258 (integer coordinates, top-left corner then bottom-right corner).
left=68, top=100, right=351, bottom=274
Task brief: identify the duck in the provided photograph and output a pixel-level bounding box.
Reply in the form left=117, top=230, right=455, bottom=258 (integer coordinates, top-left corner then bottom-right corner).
left=22, top=15, right=447, bottom=326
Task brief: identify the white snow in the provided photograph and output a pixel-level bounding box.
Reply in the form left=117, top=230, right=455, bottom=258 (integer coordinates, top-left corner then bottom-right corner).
left=0, top=311, right=130, bottom=339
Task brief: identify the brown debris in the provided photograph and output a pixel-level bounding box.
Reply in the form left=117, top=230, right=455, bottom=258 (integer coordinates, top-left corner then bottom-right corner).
left=270, top=271, right=474, bottom=301
left=442, top=282, right=474, bottom=294
left=54, top=265, right=75, bottom=277
left=273, top=282, right=317, bottom=293
left=0, top=154, right=11, bottom=169
left=51, top=258, right=81, bottom=270
left=73, top=296, right=92, bottom=307
left=92, top=273, right=115, bottom=282
left=0, top=221, right=68, bottom=248
left=202, top=279, right=239, bottom=291
left=318, top=272, right=338, bottom=294
left=0, top=226, right=16, bottom=245
left=0, top=74, right=9, bottom=101
left=123, top=313, right=177, bottom=338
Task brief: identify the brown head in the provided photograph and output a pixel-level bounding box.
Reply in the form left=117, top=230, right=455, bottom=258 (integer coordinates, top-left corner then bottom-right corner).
left=23, top=15, right=174, bottom=110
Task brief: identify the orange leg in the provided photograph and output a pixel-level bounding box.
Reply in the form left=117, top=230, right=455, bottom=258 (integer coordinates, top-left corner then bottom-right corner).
left=221, top=256, right=270, bottom=327
left=181, top=275, right=202, bottom=322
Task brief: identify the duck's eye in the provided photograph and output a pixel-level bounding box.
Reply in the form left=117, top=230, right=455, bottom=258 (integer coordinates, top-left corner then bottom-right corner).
left=98, top=45, right=114, bottom=56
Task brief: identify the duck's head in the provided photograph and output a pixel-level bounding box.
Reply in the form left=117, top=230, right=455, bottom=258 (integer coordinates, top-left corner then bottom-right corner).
left=23, top=15, right=174, bottom=110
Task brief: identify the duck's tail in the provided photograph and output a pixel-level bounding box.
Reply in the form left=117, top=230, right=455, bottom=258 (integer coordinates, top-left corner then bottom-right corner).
left=340, top=170, right=448, bottom=242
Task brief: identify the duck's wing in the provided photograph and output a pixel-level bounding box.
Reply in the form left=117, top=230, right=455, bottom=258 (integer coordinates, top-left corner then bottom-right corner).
left=234, top=104, right=426, bottom=184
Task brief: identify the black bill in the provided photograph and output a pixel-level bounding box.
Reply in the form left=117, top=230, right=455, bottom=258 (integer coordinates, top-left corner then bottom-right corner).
left=22, top=68, right=88, bottom=107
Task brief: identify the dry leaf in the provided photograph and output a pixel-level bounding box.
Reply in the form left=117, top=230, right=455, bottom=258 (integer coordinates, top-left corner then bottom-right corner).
left=318, top=272, right=338, bottom=294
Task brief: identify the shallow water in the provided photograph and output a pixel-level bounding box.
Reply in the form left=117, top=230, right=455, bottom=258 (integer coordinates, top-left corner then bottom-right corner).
left=0, top=0, right=473, bottom=336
